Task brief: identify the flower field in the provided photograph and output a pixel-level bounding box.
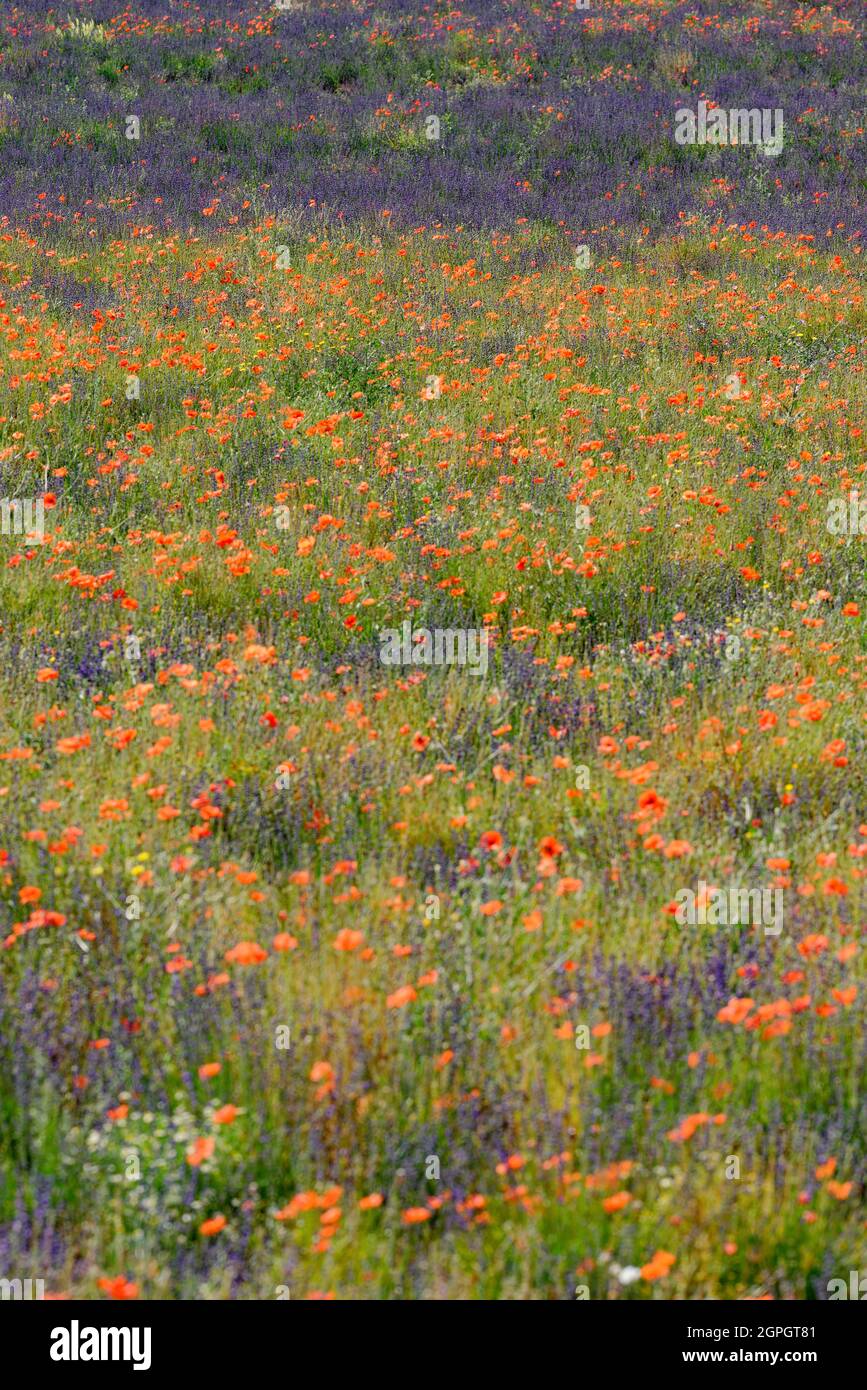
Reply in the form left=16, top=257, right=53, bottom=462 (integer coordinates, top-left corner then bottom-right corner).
left=0, top=0, right=865, bottom=1302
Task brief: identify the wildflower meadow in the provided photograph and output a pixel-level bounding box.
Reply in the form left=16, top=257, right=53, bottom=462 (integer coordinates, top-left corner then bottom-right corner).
left=0, top=0, right=865, bottom=1314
